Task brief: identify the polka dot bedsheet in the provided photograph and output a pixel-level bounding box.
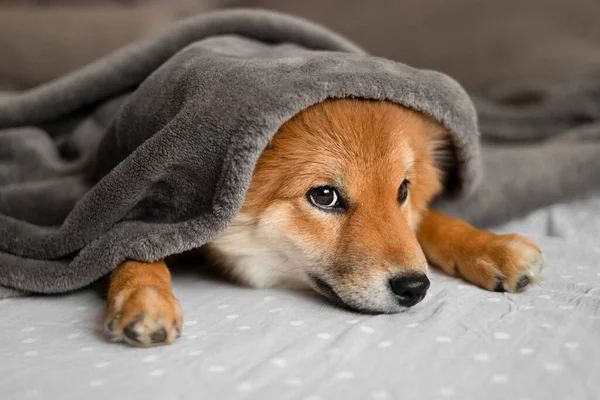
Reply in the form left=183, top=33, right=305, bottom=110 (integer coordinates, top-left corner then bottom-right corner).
left=2, top=195, right=599, bottom=400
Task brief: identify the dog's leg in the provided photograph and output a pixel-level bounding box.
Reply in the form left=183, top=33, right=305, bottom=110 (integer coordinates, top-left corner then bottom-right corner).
left=103, top=260, right=183, bottom=347
left=417, top=210, right=544, bottom=292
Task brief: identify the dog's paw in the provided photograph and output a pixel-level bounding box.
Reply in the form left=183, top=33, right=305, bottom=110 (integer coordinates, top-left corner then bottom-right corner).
left=456, top=233, right=545, bottom=293
left=104, top=286, right=183, bottom=347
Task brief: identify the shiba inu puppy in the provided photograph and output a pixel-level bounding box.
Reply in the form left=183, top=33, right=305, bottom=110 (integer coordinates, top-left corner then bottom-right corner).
left=103, top=99, right=544, bottom=347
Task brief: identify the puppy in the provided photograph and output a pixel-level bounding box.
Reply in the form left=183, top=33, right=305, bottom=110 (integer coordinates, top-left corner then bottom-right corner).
left=103, top=99, right=544, bottom=347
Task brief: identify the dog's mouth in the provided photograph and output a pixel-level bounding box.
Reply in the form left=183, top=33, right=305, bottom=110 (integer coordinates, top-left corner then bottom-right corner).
left=308, top=274, right=401, bottom=315
left=308, top=274, right=355, bottom=310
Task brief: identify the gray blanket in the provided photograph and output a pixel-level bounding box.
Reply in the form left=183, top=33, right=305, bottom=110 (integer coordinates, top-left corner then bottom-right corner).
left=438, top=68, right=600, bottom=224
left=0, top=9, right=480, bottom=298
left=2, top=9, right=600, bottom=300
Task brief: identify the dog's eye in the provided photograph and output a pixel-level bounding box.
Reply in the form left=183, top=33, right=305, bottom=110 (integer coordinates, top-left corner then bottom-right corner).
left=398, top=179, right=410, bottom=204
left=307, top=186, right=343, bottom=211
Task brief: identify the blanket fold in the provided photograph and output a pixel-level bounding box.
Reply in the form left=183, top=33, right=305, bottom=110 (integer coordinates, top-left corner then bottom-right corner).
left=435, top=68, right=600, bottom=224
left=0, top=9, right=480, bottom=298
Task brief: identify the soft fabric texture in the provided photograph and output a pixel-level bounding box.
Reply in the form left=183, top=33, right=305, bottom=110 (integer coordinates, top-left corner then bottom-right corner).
left=437, top=73, right=600, bottom=224
left=0, top=9, right=480, bottom=298
left=2, top=195, right=600, bottom=400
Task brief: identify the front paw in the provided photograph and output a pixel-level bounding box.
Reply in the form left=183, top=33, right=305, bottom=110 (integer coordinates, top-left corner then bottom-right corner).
left=456, top=233, right=545, bottom=293
left=104, top=286, right=183, bottom=347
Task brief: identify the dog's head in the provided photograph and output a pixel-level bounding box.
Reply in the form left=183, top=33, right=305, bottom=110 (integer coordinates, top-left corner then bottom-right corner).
left=216, top=99, right=450, bottom=313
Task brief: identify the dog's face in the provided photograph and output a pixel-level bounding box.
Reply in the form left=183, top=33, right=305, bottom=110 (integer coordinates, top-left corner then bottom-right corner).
left=210, top=99, right=449, bottom=313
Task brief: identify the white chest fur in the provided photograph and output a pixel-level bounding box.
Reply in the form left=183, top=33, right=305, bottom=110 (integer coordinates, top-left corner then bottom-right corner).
left=207, top=213, right=310, bottom=289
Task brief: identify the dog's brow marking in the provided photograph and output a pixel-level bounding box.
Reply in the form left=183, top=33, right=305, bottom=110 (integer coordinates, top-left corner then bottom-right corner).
left=403, top=146, right=415, bottom=172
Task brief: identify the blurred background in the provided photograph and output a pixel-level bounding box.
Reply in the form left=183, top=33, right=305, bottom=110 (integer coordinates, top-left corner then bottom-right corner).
left=1, top=0, right=600, bottom=96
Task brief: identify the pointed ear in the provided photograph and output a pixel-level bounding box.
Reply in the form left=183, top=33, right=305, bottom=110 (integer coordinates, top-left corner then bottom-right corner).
left=425, top=120, right=459, bottom=197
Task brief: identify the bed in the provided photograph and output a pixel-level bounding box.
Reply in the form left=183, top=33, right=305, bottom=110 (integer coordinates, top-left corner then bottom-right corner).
left=2, top=193, right=599, bottom=400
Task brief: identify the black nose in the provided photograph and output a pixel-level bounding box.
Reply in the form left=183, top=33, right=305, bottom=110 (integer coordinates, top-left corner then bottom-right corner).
left=389, top=273, right=430, bottom=307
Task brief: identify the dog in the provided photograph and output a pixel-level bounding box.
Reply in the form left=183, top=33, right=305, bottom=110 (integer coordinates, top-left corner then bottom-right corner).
left=103, top=98, right=544, bottom=347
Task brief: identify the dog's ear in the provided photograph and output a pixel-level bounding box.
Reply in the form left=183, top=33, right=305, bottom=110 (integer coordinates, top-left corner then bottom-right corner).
left=425, top=120, right=460, bottom=197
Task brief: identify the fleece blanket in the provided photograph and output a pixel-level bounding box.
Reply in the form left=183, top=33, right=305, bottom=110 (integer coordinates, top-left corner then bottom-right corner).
left=0, top=9, right=480, bottom=298
left=436, top=72, right=600, bottom=225
left=2, top=9, right=600, bottom=300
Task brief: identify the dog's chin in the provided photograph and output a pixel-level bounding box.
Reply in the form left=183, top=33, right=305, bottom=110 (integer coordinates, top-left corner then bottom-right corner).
left=308, top=274, right=405, bottom=314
